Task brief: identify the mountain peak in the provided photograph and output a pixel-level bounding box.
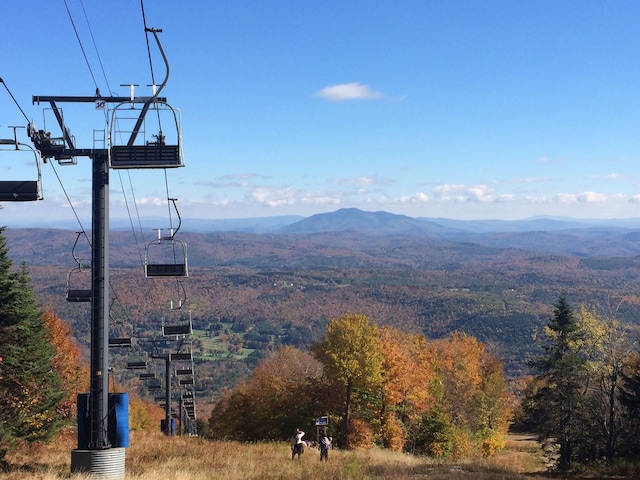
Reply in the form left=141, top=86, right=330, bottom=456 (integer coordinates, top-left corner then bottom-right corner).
left=278, top=208, right=442, bottom=235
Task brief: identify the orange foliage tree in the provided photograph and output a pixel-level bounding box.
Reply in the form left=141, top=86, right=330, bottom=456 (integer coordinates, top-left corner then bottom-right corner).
left=429, top=332, right=509, bottom=456
left=42, top=310, right=89, bottom=418
left=378, top=326, right=434, bottom=450
left=209, top=346, right=323, bottom=442
left=208, top=316, right=510, bottom=458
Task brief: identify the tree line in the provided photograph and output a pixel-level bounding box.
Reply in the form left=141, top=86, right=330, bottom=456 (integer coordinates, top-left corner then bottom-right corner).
left=517, top=294, right=640, bottom=470
left=0, top=228, right=160, bottom=466
left=208, top=313, right=510, bottom=458
left=0, top=227, right=86, bottom=465
left=7, top=220, right=640, bottom=473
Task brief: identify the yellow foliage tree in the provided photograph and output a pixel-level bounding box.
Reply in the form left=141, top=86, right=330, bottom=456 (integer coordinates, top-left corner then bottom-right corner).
left=430, top=332, right=509, bottom=456
left=311, top=313, right=384, bottom=449
left=129, top=394, right=164, bottom=431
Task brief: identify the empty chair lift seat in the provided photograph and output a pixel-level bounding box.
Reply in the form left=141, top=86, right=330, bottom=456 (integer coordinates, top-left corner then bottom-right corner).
left=146, top=262, right=187, bottom=277
left=67, top=289, right=92, bottom=302
left=109, top=337, right=132, bottom=348
left=110, top=144, right=182, bottom=169
left=0, top=181, right=41, bottom=201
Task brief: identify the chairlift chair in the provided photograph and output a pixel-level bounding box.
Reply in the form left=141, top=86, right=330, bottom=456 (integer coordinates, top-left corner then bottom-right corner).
left=109, top=100, right=184, bottom=169
left=108, top=337, right=132, bottom=348
left=147, top=379, right=162, bottom=391
left=66, top=232, right=92, bottom=302
left=66, top=276, right=92, bottom=302
left=144, top=229, right=188, bottom=278
left=0, top=133, right=43, bottom=202
left=162, top=307, right=192, bottom=336
left=169, top=352, right=192, bottom=362
left=109, top=306, right=134, bottom=348
left=126, top=351, right=148, bottom=370
left=108, top=29, right=184, bottom=170
left=126, top=361, right=147, bottom=370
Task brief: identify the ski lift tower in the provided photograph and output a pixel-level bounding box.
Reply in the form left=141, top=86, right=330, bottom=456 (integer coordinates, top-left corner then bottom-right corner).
left=30, top=27, right=183, bottom=478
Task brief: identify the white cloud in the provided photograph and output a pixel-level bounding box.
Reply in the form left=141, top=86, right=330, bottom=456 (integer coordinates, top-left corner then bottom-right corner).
left=249, top=186, right=341, bottom=208
left=576, top=191, right=606, bottom=203
left=398, top=193, right=430, bottom=204
left=551, top=192, right=607, bottom=204
left=330, top=175, right=393, bottom=187
left=432, top=184, right=498, bottom=203
left=587, top=172, right=625, bottom=180
left=315, top=82, right=383, bottom=102
left=134, top=196, right=167, bottom=207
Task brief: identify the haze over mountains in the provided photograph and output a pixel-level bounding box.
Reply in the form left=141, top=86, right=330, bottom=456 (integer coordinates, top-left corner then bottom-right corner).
left=7, top=207, right=640, bottom=258
left=6, top=207, right=640, bottom=387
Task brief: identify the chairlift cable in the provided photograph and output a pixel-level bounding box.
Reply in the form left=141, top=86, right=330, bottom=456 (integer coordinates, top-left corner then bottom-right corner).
left=62, top=0, right=99, bottom=92
left=115, top=170, right=165, bottom=313
left=0, top=79, right=30, bottom=124
left=117, top=171, right=146, bottom=267
left=140, top=0, right=158, bottom=88
left=48, top=161, right=90, bottom=240
left=78, top=0, right=115, bottom=97
left=140, top=0, right=163, bottom=129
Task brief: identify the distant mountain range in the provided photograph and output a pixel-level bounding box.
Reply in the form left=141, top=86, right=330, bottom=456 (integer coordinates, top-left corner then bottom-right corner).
left=272, top=209, right=640, bottom=257
left=6, top=207, right=640, bottom=384
left=6, top=208, right=640, bottom=258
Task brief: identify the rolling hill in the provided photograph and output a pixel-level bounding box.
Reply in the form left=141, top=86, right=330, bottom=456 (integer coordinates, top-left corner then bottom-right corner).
left=4, top=208, right=640, bottom=403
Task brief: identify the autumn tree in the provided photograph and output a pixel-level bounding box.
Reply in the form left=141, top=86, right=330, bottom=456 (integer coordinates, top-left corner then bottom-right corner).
left=0, top=228, right=64, bottom=464
left=575, top=306, right=634, bottom=464
left=425, top=332, right=509, bottom=457
left=129, top=394, right=164, bottom=431
left=42, top=310, right=90, bottom=418
left=378, top=326, right=434, bottom=450
left=209, top=346, right=322, bottom=441
left=311, top=313, right=384, bottom=448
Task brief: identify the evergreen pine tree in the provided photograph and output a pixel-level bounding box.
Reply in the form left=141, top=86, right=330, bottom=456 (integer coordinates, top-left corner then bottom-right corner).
left=525, top=294, right=587, bottom=470
left=0, top=227, right=64, bottom=464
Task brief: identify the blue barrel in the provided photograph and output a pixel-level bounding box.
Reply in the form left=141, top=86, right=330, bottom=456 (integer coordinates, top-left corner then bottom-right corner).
left=160, top=418, right=176, bottom=436
left=109, top=393, right=129, bottom=448
left=77, top=393, right=91, bottom=449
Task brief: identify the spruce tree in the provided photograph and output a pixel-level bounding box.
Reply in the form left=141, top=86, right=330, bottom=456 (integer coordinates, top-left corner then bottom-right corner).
left=526, top=294, right=587, bottom=470
left=0, top=227, right=64, bottom=464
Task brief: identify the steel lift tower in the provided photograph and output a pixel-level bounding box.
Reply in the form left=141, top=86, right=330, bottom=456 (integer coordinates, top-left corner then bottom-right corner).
left=29, top=28, right=183, bottom=478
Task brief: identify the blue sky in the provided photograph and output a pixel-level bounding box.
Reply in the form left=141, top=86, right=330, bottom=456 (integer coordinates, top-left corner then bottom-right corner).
left=2, top=1, right=640, bottom=226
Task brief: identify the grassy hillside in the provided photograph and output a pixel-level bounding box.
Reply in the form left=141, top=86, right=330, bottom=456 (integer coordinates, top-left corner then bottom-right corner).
left=0, top=429, right=559, bottom=479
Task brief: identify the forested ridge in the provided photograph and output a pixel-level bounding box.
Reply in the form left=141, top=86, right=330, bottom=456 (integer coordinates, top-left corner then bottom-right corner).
left=6, top=222, right=640, bottom=471
left=5, top=227, right=640, bottom=406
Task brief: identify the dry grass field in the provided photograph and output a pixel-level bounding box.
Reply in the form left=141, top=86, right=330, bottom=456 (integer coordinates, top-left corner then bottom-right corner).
left=0, top=430, right=566, bottom=479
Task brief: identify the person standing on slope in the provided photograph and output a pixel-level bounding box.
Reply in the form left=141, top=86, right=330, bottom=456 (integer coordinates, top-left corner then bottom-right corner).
left=320, top=434, right=332, bottom=461
left=291, top=428, right=305, bottom=460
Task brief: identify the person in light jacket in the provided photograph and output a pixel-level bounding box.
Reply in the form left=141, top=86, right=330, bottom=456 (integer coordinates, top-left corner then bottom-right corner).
left=290, top=428, right=305, bottom=460
left=319, top=434, right=332, bottom=461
